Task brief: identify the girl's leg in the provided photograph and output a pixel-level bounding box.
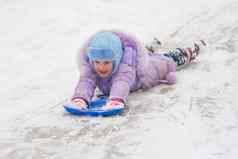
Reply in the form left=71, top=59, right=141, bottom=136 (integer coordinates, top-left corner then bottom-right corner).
left=163, top=41, right=206, bottom=69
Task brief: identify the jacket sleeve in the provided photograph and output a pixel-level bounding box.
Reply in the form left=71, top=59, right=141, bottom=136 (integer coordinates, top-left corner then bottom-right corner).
left=109, top=47, right=137, bottom=102
left=72, top=45, right=97, bottom=103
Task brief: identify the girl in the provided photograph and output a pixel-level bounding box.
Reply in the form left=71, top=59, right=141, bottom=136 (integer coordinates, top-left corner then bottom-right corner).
left=71, top=30, right=205, bottom=110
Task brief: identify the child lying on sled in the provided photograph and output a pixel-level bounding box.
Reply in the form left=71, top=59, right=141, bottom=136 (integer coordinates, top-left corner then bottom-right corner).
left=71, top=30, right=205, bottom=110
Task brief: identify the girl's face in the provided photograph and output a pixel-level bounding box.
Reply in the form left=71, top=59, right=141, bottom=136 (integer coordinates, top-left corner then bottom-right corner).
left=94, top=60, right=113, bottom=77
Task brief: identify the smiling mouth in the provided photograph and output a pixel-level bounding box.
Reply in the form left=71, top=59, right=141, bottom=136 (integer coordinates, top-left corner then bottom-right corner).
left=98, top=71, right=108, bottom=74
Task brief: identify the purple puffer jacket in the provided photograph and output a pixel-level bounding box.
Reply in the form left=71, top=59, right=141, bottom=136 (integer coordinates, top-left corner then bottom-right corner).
left=72, top=30, right=176, bottom=102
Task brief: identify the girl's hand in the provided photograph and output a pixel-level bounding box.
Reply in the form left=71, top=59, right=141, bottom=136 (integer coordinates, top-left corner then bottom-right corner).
left=72, top=98, right=88, bottom=109
left=103, top=99, right=125, bottom=110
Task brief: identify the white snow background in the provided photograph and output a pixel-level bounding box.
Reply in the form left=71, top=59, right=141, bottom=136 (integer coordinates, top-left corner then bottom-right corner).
left=1, top=0, right=238, bottom=158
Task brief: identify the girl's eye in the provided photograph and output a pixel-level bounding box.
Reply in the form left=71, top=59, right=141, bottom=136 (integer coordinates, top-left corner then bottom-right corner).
left=94, top=61, right=111, bottom=65
left=104, top=61, right=111, bottom=65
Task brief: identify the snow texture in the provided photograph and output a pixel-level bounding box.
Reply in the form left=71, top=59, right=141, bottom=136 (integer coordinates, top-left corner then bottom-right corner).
left=0, top=0, right=238, bottom=158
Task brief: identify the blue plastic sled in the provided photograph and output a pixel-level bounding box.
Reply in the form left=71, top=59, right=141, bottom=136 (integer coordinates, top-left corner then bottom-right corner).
left=63, top=98, right=124, bottom=117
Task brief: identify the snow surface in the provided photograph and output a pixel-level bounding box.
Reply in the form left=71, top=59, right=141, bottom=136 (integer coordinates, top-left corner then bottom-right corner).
left=1, top=0, right=238, bottom=158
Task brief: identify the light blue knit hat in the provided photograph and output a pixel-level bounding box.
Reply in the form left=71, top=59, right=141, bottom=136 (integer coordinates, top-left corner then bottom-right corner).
left=87, top=31, right=123, bottom=73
